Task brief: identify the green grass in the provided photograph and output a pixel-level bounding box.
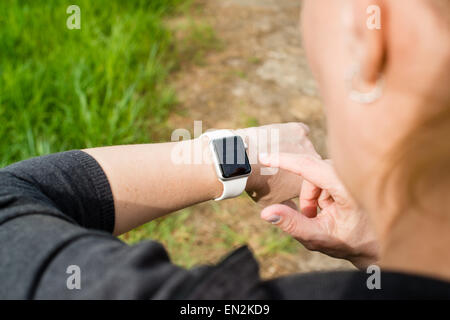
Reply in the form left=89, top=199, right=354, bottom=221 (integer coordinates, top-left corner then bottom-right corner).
left=120, top=209, right=200, bottom=268
left=176, top=20, right=223, bottom=66
left=0, top=1, right=300, bottom=271
left=0, top=0, right=235, bottom=268
left=0, top=0, right=189, bottom=166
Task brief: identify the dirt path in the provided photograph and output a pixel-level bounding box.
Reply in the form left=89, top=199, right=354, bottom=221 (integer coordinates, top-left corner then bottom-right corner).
left=168, top=0, right=354, bottom=278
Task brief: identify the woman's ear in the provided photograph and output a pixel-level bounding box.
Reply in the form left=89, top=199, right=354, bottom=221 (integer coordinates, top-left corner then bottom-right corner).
left=346, top=0, right=387, bottom=86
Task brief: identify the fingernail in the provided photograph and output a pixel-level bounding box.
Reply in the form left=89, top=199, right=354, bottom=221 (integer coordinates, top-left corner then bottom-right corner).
left=266, top=215, right=281, bottom=224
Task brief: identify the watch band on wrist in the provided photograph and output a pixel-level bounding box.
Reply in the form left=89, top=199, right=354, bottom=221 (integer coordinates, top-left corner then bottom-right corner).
left=201, top=130, right=250, bottom=201
left=216, top=174, right=248, bottom=201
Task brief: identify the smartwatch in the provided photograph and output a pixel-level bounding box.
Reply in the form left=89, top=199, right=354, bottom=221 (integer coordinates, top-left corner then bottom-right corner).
left=201, top=130, right=252, bottom=201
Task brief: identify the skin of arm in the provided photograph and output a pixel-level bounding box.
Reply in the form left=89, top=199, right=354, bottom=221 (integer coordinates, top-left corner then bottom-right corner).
left=84, top=123, right=317, bottom=235
left=84, top=138, right=221, bottom=235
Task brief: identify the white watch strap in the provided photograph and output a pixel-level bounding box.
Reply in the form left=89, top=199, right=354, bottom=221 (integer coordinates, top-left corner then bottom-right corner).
left=202, top=129, right=235, bottom=140
left=201, top=130, right=249, bottom=201
left=216, top=176, right=248, bottom=201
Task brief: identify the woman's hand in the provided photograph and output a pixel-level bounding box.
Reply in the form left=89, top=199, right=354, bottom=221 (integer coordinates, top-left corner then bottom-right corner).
left=236, top=123, right=320, bottom=207
left=258, top=153, right=379, bottom=268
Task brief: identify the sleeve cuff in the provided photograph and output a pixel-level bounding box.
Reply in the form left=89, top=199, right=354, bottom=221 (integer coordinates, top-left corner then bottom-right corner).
left=70, top=150, right=115, bottom=233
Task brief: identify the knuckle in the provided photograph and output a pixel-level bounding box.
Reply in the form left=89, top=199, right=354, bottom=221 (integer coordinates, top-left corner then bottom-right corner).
left=282, top=218, right=299, bottom=235
left=332, top=189, right=351, bottom=207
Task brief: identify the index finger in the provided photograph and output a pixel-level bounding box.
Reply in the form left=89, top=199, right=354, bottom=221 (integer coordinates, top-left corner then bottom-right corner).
left=259, top=153, right=339, bottom=191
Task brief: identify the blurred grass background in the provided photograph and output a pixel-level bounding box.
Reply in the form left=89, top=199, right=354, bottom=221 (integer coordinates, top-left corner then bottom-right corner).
left=0, top=0, right=300, bottom=270
left=0, top=0, right=190, bottom=167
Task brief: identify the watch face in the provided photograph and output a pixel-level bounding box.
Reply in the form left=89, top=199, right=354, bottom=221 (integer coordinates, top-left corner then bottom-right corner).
left=212, top=136, right=251, bottom=179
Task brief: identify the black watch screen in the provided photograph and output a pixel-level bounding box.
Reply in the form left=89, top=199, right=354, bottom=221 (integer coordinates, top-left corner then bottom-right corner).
left=212, top=136, right=251, bottom=179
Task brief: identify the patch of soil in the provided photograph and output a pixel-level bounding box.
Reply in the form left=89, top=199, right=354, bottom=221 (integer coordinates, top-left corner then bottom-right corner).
left=167, top=0, right=354, bottom=278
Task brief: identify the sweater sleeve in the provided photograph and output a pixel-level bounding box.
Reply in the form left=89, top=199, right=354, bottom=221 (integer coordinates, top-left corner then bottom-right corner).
left=0, top=151, right=267, bottom=299
left=0, top=150, right=115, bottom=232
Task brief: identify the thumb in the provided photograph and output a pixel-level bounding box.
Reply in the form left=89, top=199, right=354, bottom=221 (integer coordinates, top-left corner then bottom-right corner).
left=261, top=204, right=319, bottom=240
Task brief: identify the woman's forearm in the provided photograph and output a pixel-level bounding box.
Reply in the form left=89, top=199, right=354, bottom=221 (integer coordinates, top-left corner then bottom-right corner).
left=84, top=123, right=316, bottom=235
left=84, top=137, right=223, bottom=235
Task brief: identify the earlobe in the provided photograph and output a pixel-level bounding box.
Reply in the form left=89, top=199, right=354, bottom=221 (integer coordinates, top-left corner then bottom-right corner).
left=346, top=62, right=384, bottom=104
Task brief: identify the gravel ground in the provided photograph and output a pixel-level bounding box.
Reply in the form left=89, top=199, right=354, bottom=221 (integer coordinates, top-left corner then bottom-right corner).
left=167, top=0, right=354, bottom=278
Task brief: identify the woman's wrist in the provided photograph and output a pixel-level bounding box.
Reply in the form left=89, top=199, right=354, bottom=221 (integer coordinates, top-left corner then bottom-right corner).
left=233, top=128, right=262, bottom=195
left=194, top=136, right=224, bottom=200
left=197, top=131, right=262, bottom=199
